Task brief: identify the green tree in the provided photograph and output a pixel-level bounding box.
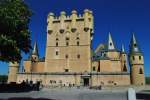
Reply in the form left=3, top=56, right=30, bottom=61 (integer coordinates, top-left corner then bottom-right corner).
left=0, top=0, right=32, bottom=62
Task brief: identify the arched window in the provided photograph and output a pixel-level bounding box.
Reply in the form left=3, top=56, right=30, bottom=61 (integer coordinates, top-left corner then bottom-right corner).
left=139, top=68, right=143, bottom=74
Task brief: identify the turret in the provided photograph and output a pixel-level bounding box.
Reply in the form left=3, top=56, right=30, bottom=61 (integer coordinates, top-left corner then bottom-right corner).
left=71, top=10, right=77, bottom=32
left=8, top=62, right=19, bottom=83
left=29, top=42, right=39, bottom=73
left=120, top=44, right=128, bottom=72
left=89, top=10, right=94, bottom=31
left=129, top=33, right=145, bottom=85
left=60, top=11, right=66, bottom=33
left=108, top=32, right=115, bottom=50
left=47, top=12, right=54, bottom=34
left=31, top=41, right=39, bottom=61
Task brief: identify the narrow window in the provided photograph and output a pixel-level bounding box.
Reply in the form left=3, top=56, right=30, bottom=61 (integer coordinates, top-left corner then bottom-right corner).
left=93, top=67, right=96, bottom=71
left=77, top=41, right=79, bottom=46
left=66, top=42, right=69, bottom=46
left=132, top=56, right=135, bottom=60
left=65, top=54, right=68, bottom=59
left=77, top=54, right=80, bottom=59
left=123, top=64, right=127, bottom=72
left=139, top=56, right=142, bottom=60
left=56, top=51, right=58, bottom=55
left=56, top=42, right=58, bottom=47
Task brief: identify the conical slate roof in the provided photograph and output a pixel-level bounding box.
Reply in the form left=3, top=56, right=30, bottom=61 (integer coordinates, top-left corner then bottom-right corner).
left=108, top=32, right=116, bottom=50
left=121, top=44, right=125, bottom=53
left=32, top=42, right=39, bottom=56
left=129, top=33, right=142, bottom=54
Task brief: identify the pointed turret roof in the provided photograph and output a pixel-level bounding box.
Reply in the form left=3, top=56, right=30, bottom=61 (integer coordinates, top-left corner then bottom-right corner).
left=129, top=33, right=142, bottom=54
left=32, top=41, right=39, bottom=56
left=108, top=32, right=116, bottom=50
left=121, top=44, right=125, bottom=53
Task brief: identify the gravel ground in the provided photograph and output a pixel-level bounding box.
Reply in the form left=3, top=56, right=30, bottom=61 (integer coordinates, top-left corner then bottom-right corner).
left=0, top=88, right=128, bottom=100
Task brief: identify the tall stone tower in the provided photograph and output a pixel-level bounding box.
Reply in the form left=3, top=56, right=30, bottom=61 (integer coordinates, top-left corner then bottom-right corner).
left=8, top=62, right=19, bottom=83
left=45, top=9, right=93, bottom=72
left=129, top=33, right=145, bottom=85
left=120, top=44, right=128, bottom=72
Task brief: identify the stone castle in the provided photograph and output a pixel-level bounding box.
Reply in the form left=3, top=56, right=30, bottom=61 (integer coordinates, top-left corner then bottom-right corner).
left=8, top=9, right=145, bottom=86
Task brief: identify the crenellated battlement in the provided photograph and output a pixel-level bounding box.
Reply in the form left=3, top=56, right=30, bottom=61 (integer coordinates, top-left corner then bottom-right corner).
left=47, top=9, right=94, bottom=34
left=47, top=9, right=93, bottom=21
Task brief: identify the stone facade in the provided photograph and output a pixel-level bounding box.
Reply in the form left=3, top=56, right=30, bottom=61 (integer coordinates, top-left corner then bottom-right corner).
left=8, top=9, right=145, bottom=86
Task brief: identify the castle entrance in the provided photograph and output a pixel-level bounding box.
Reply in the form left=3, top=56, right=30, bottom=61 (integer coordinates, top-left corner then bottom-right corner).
left=83, top=78, right=89, bottom=86
left=81, top=72, right=91, bottom=86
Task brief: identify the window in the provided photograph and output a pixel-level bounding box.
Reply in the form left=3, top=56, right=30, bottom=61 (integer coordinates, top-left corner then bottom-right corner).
left=56, top=51, right=58, bottom=55
left=89, top=18, right=91, bottom=22
left=65, top=54, right=68, bottom=59
left=56, top=38, right=59, bottom=41
left=134, top=43, right=137, bottom=47
left=66, top=37, right=69, bottom=40
left=56, top=42, right=58, bottom=47
left=76, top=37, right=80, bottom=40
left=139, top=68, right=143, bottom=74
left=65, top=69, right=69, bottom=72
left=77, top=41, right=79, bottom=46
left=48, top=30, right=52, bottom=34
left=66, top=42, right=69, bottom=46
left=139, top=56, right=142, bottom=60
left=93, top=67, right=96, bottom=71
left=132, top=56, right=135, bottom=60
left=110, top=43, right=112, bottom=46
left=123, top=64, right=127, bottom=72
left=77, top=54, right=80, bottom=59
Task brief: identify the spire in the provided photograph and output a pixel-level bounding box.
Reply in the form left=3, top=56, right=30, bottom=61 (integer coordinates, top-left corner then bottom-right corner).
left=129, top=33, right=141, bottom=54
left=121, top=44, right=125, bottom=53
left=108, top=32, right=115, bottom=50
left=32, top=41, right=39, bottom=56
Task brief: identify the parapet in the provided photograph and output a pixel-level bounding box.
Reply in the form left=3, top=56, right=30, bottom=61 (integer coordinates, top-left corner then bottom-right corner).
left=47, top=9, right=94, bottom=33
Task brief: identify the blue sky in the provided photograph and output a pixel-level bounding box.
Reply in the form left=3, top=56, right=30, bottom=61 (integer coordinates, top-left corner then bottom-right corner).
left=0, top=0, right=150, bottom=76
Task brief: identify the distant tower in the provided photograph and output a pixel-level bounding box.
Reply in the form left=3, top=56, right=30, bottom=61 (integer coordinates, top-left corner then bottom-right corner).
left=120, top=44, right=128, bottom=72
left=31, top=42, right=39, bottom=61
left=30, top=42, right=39, bottom=72
left=129, top=33, right=145, bottom=85
left=8, top=62, right=19, bottom=83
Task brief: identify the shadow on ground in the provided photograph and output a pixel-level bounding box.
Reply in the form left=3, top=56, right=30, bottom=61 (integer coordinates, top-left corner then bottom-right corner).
left=0, top=97, right=55, bottom=100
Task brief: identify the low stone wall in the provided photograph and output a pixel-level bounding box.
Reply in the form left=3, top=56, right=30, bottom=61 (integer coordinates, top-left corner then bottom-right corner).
left=17, top=72, right=130, bottom=87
